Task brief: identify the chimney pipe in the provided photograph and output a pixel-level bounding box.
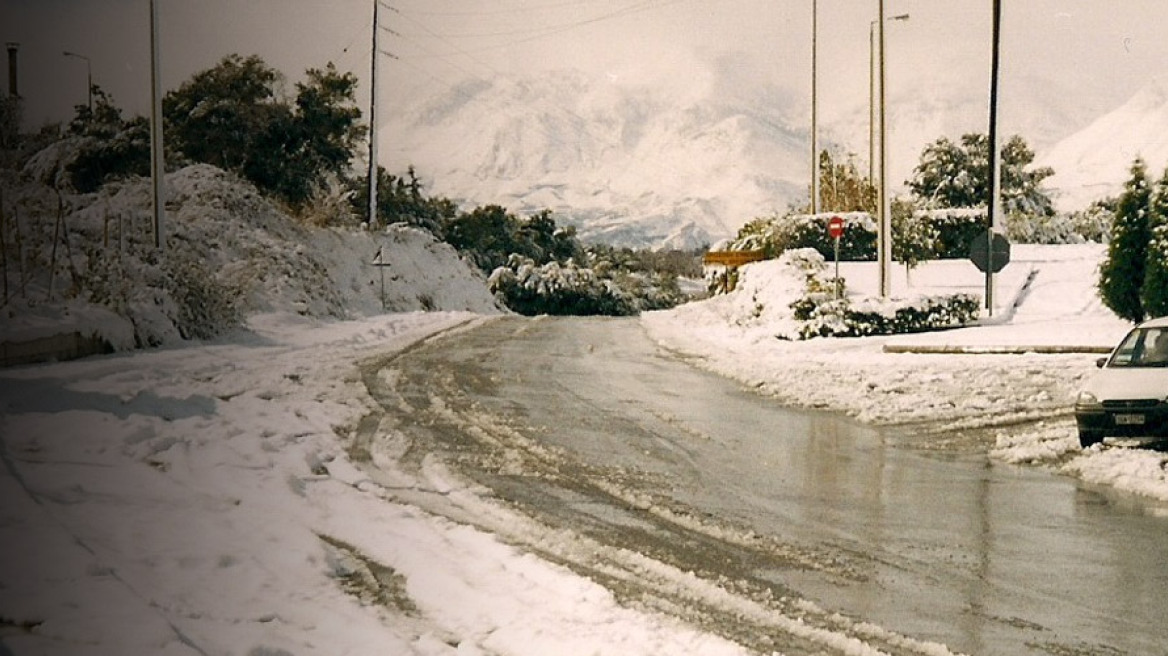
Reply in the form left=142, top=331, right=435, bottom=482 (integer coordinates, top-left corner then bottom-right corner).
left=5, top=42, right=17, bottom=98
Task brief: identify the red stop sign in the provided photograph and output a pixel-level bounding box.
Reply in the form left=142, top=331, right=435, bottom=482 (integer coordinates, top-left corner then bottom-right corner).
left=827, top=216, right=844, bottom=239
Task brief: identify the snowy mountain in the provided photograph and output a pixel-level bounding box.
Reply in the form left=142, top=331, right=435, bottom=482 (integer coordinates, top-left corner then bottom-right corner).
left=384, top=62, right=809, bottom=250
left=384, top=64, right=1108, bottom=249
left=1038, top=78, right=1168, bottom=211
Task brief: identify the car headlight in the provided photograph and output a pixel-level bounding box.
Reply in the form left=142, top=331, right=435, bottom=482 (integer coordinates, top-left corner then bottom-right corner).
left=1076, top=390, right=1100, bottom=406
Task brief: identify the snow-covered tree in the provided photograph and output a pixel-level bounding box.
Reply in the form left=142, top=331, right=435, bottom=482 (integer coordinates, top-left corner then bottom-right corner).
left=164, top=55, right=365, bottom=207
left=0, top=95, right=23, bottom=150
left=66, top=86, right=151, bottom=192
left=1141, top=167, right=1168, bottom=319
left=812, top=150, right=876, bottom=214
left=908, top=133, right=1054, bottom=216
left=1099, top=159, right=1152, bottom=323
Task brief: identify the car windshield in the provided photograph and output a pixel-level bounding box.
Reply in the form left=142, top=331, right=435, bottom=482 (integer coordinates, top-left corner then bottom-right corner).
left=1108, top=327, right=1168, bottom=367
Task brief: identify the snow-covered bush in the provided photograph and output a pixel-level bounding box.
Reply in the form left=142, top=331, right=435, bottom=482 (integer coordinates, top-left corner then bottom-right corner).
left=793, top=293, right=981, bottom=339
left=777, top=248, right=980, bottom=339
left=914, top=208, right=985, bottom=258
left=1006, top=212, right=1085, bottom=244
left=729, top=212, right=877, bottom=261
left=488, top=254, right=635, bottom=316
left=296, top=172, right=358, bottom=228
left=1067, top=200, right=1114, bottom=244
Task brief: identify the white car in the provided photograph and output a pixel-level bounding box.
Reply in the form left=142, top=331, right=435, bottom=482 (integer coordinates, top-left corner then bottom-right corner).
left=1074, top=316, right=1168, bottom=448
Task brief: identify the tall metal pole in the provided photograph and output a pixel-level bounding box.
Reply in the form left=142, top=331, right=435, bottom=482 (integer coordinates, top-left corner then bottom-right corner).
left=149, top=0, right=165, bottom=250
left=367, top=0, right=379, bottom=227
left=810, top=0, right=818, bottom=216
left=869, top=15, right=908, bottom=191
left=877, top=0, right=891, bottom=297
left=869, top=22, right=876, bottom=188
left=985, top=0, right=1003, bottom=315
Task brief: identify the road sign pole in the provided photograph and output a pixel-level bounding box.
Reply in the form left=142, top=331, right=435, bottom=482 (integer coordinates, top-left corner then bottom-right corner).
left=827, top=216, right=844, bottom=300
left=834, top=236, right=841, bottom=299
left=984, top=230, right=994, bottom=316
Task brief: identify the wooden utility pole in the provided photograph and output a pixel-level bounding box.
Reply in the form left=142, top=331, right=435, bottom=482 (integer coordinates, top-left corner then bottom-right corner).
left=149, top=0, right=165, bottom=250
left=368, top=0, right=379, bottom=227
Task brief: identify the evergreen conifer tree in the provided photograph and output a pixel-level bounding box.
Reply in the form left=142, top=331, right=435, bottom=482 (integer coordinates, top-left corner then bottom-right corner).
left=1099, top=159, right=1152, bottom=323
left=1141, top=166, right=1168, bottom=319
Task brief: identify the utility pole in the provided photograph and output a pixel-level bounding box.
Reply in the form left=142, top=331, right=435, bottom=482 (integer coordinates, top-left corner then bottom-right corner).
left=810, top=0, right=819, bottom=216
left=367, top=0, right=379, bottom=228
left=877, top=0, right=891, bottom=297
left=149, top=0, right=165, bottom=250
left=985, top=0, right=1003, bottom=315
left=869, top=14, right=908, bottom=189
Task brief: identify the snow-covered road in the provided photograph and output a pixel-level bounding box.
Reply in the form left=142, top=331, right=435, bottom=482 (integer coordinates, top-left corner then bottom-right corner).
left=370, top=315, right=1168, bottom=656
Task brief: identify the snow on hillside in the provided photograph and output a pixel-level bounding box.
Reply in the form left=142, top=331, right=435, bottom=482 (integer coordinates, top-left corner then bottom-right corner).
left=0, top=164, right=502, bottom=352
left=1039, top=78, right=1168, bottom=211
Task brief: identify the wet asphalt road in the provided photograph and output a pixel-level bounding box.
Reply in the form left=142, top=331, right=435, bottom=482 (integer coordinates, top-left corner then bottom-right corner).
left=375, top=316, right=1168, bottom=655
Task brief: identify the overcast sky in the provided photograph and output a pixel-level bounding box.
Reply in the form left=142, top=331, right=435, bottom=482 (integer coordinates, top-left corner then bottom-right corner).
left=4, top=0, right=1166, bottom=160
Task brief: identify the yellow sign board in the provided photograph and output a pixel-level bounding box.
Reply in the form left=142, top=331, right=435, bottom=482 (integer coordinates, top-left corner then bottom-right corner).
left=702, top=250, right=766, bottom=267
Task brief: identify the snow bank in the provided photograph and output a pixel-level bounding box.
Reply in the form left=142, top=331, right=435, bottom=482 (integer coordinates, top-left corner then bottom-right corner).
left=1, top=164, right=501, bottom=355
left=646, top=246, right=1168, bottom=503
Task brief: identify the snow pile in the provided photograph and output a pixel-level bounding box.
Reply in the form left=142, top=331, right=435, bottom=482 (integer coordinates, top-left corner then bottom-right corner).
left=691, top=250, right=814, bottom=337
left=1, top=164, right=501, bottom=351
left=694, top=248, right=979, bottom=341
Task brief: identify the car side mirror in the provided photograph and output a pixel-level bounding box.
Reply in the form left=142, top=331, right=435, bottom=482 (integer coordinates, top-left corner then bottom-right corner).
left=1096, top=357, right=1108, bottom=368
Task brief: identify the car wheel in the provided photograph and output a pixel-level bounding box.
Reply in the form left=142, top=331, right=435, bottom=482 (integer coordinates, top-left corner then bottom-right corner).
left=1079, top=429, right=1104, bottom=449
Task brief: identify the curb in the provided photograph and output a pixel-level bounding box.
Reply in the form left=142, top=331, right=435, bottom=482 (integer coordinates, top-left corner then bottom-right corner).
left=882, top=344, right=1112, bottom=355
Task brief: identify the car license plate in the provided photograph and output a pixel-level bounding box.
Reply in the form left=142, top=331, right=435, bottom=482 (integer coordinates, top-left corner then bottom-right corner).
left=1115, top=413, right=1146, bottom=426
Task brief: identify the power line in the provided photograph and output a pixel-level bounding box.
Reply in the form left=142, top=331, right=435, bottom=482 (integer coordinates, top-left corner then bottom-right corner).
left=397, top=0, right=687, bottom=56
left=403, top=0, right=615, bottom=18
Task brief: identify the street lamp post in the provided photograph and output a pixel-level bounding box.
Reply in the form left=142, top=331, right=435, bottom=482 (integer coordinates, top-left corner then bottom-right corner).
left=868, top=14, right=908, bottom=186
left=874, top=5, right=908, bottom=298
left=62, top=50, right=92, bottom=114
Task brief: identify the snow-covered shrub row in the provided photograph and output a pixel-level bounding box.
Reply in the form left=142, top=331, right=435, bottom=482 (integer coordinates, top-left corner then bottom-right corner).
left=488, top=255, right=635, bottom=316
left=729, top=212, right=876, bottom=261
left=791, top=292, right=982, bottom=340
left=729, top=208, right=1108, bottom=269
left=914, top=208, right=985, bottom=258
left=487, top=253, right=683, bottom=316
left=921, top=207, right=1110, bottom=249
left=751, top=248, right=981, bottom=340
left=691, top=248, right=981, bottom=339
